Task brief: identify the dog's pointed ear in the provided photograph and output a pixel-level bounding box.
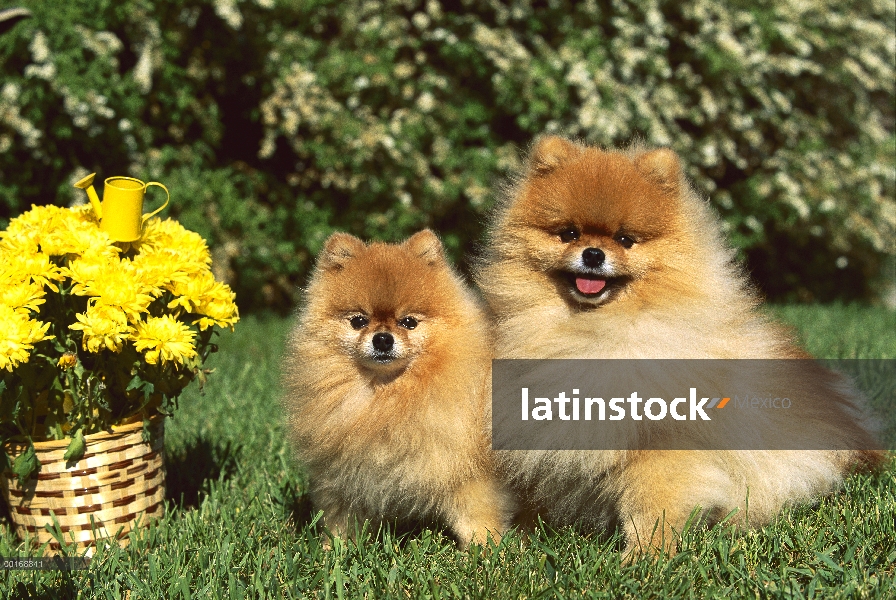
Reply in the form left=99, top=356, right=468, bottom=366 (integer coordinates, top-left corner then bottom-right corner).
left=634, top=148, right=681, bottom=193
left=319, top=232, right=365, bottom=270
left=404, top=229, right=445, bottom=266
left=528, top=136, right=581, bottom=175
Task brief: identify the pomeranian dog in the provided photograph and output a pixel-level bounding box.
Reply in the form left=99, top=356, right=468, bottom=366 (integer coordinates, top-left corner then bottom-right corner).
left=283, top=230, right=514, bottom=548
left=475, top=136, right=883, bottom=554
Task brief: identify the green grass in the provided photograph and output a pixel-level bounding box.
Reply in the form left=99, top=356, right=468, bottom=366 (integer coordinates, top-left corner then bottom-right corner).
left=1, top=306, right=894, bottom=598
left=770, top=305, right=896, bottom=359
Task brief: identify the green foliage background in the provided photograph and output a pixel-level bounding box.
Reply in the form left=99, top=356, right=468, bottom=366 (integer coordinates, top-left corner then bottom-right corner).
left=1, top=0, right=894, bottom=311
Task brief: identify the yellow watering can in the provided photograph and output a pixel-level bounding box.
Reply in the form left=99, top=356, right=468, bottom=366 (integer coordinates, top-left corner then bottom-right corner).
left=74, top=173, right=169, bottom=242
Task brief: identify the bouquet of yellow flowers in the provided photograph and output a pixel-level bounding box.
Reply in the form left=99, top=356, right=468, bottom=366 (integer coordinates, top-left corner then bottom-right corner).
left=0, top=203, right=238, bottom=483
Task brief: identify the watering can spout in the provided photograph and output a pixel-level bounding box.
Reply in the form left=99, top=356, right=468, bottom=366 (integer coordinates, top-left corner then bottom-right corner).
left=74, top=172, right=102, bottom=219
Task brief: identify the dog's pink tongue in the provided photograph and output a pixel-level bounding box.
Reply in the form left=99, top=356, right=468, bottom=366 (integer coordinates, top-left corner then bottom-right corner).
left=576, top=277, right=606, bottom=295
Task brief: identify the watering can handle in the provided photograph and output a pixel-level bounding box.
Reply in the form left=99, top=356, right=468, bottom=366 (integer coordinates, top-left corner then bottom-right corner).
left=142, top=182, right=170, bottom=222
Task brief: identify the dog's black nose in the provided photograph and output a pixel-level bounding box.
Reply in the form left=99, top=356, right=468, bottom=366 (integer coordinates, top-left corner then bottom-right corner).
left=372, top=332, right=394, bottom=352
left=582, top=247, right=605, bottom=268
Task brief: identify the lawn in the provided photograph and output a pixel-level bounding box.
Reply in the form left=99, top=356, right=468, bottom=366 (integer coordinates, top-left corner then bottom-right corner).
left=1, top=305, right=894, bottom=598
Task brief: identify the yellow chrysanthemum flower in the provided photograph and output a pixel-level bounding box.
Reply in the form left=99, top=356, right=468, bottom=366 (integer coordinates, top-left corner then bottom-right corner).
left=194, top=284, right=239, bottom=331
left=193, top=297, right=240, bottom=331
left=131, top=315, right=197, bottom=366
left=40, top=215, right=116, bottom=258
left=66, top=258, right=154, bottom=322
left=5, top=204, right=67, bottom=230
left=131, top=246, right=192, bottom=294
left=0, top=234, right=37, bottom=256
left=139, top=217, right=211, bottom=271
left=2, top=203, right=237, bottom=377
left=0, top=279, right=46, bottom=314
left=167, top=270, right=222, bottom=312
left=165, top=269, right=240, bottom=330
left=0, top=304, right=54, bottom=371
left=0, top=252, right=63, bottom=292
left=68, top=303, right=132, bottom=353
left=0, top=227, right=37, bottom=255
left=3, top=204, right=65, bottom=232
left=66, top=203, right=99, bottom=223
left=62, top=251, right=114, bottom=295
left=0, top=204, right=69, bottom=255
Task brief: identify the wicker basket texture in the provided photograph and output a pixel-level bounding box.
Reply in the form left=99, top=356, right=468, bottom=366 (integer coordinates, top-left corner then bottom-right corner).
left=1, top=418, right=165, bottom=552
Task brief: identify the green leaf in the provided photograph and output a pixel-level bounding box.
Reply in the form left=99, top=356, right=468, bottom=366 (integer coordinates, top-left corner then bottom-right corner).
left=126, top=374, right=142, bottom=392
left=63, top=429, right=86, bottom=464
left=815, top=551, right=844, bottom=572
left=141, top=418, right=156, bottom=444
left=13, top=445, right=40, bottom=486
left=127, top=374, right=155, bottom=401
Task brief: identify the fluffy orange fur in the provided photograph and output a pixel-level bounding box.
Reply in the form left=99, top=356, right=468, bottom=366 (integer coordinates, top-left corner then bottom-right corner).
left=475, top=136, right=883, bottom=555
left=283, top=230, right=514, bottom=548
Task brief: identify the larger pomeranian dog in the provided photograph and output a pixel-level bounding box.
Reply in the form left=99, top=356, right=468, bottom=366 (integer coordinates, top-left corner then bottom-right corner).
left=283, top=230, right=514, bottom=548
left=475, top=136, right=883, bottom=554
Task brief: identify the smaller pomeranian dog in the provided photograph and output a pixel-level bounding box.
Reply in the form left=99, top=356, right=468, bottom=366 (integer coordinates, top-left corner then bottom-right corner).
left=283, top=230, right=514, bottom=548
left=476, top=136, right=883, bottom=555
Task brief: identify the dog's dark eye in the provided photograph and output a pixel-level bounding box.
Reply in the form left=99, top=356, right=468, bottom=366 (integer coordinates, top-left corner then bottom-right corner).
left=615, top=235, right=635, bottom=249
left=559, top=227, right=580, bottom=243
left=349, top=315, right=369, bottom=330
left=398, top=316, right=418, bottom=330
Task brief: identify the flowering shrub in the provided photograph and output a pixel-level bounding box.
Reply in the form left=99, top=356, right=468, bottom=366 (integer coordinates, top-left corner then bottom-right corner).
left=0, top=0, right=893, bottom=305
left=0, top=204, right=238, bottom=482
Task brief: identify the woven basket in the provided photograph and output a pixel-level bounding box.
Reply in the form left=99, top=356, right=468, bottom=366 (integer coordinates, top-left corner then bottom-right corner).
left=1, top=417, right=165, bottom=552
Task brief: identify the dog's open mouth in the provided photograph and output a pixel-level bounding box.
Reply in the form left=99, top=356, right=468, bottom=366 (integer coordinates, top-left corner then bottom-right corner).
left=562, top=272, right=627, bottom=300
left=574, top=276, right=606, bottom=295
